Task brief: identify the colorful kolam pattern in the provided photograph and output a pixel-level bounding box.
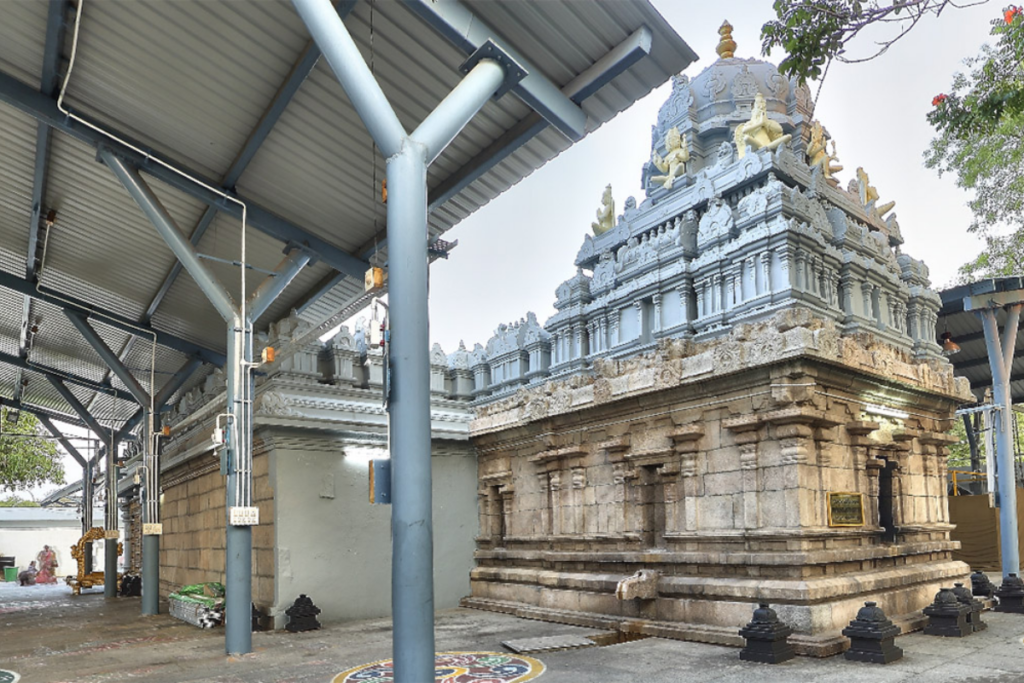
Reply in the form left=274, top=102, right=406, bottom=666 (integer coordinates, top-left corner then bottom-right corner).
left=333, top=651, right=544, bottom=683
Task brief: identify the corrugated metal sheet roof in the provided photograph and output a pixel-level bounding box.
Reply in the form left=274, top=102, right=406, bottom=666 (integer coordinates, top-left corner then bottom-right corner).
left=0, top=0, right=696, bottom=429
left=938, top=278, right=1024, bottom=403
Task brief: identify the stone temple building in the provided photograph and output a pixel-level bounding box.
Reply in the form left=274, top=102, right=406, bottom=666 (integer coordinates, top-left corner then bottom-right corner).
left=457, top=27, right=974, bottom=655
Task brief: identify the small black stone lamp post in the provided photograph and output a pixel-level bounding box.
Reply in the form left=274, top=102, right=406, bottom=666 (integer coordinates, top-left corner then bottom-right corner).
left=971, top=570, right=996, bottom=599
left=995, top=573, right=1024, bottom=613
left=841, top=601, right=903, bottom=664
left=738, top=603, right=795, bottom=664
left=952, top=583, right=987, bottom=632
left=285, top=594, right=322, bottom=632
left=923, top=588, right=972, bottom=637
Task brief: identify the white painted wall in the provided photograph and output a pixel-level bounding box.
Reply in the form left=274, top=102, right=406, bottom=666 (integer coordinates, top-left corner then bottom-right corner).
left=270, top=435, right=478, bottom=626
left=0, top=507, right=115, bottom=577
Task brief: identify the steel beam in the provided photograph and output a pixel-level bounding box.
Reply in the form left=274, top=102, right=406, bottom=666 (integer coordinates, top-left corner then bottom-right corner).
left=292, top=0, right=407, bottom=157
left=141, top=2, right=352, bottom=326
left=0, top=397, right=87, bottom=430
left=0, top=70, right=369, bottom=280
left=116, top=357, right=202, bottom=441
left=46, top=376, right=112, bottom=442
left=352, top=26, right=656, bottom=262
left=65, top=310, right=152, bottom=406
left=403, top=0, right=587, bottom=140
left=17, top=0, right=71, bottom=409
left=0, top=348, right=126, bottom=398
left=102, top=151, right=238, bottom=323
left=0, top=270, right=225, bottom=366
left=37, top=414, right=88, bottom=468
left=248, top=249, right=313, bottom=322
left=412, top=59, right=508, bottom=164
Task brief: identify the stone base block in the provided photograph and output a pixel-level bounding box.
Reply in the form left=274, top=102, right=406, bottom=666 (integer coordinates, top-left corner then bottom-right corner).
left=463, top=560, right=970, bottom=657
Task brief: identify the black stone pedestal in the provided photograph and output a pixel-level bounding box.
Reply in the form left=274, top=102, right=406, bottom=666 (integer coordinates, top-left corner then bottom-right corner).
left=738, top=603, right=795, bottom=664
left=952, top=582, right=987, bottom=632
left=972, top=570, right=996, bottom=599
left=923, top=588, right=972, bottom=637
left=995, top=573, right=1024, bottom=613
left=842, top=602, right=903, bottom=664
left=286, top=594, right=322, bottom=632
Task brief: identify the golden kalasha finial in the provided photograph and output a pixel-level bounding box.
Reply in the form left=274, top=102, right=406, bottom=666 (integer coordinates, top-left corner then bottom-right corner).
left=717, top=20, right=736, bottom=59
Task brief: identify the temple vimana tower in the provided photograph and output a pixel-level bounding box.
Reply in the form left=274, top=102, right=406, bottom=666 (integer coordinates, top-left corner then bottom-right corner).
left=453, top=23, right=974, bottom=655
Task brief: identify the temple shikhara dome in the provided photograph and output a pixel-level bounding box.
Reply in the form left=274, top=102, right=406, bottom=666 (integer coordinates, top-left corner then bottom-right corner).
left=455, top=22, right=973, bottom=656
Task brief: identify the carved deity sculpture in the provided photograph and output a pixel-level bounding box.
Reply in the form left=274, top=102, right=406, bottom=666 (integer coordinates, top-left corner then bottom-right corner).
left=806, top=120, right=843, bottom=180
left=856, top=167, right=895, bottom=218
left=592, top=184, right=615, bottom=235
left=651, top=127, right=690, bottom=190
left=734, top=92, right=792, bottom=159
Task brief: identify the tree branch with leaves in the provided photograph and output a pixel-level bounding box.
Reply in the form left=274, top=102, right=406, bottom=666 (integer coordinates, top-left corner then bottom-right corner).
left=0, top=408, right=65, bottom=493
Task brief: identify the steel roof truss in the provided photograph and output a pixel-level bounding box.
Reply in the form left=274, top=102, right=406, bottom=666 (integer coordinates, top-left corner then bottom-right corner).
left=0, top=71, right=369, bottom=281
left=0, top=270, right=225, bottom=367
left=403, top=0, right=587, bottom=141
left=65, top=309, right=151, bottom=405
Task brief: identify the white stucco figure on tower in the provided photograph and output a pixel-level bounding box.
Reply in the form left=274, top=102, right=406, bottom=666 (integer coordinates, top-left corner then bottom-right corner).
left=651, top=126, right=690, bottom=190
left=591, top=184, right=615, bottom=235
left=734, top=92, right=792, bottom=159
left=857, top=166, right=896, bottom=218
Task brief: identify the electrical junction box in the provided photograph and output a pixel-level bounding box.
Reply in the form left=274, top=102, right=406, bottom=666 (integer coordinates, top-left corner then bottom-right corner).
left=229, top=506, right=260, bottom=526
left=104, top=529, right=120, bottom=539
left=369, top=459, right=391, bottom=505
left=142, top=523, right=163, bottom=536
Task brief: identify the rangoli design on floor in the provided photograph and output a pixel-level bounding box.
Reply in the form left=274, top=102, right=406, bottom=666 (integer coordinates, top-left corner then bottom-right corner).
left=333, top=652, right=544, bottom=683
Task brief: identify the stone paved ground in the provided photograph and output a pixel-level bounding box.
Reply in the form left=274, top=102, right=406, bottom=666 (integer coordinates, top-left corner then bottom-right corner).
left=3, top=581, right=1024, bottom=682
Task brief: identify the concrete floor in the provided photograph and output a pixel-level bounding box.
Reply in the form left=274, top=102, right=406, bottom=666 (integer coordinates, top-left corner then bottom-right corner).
left=4, top=581, right=1024, bottom=682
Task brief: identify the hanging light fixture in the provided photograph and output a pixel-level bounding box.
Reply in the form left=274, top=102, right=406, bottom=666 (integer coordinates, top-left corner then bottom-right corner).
left=941, top=331, right=961, bottom=356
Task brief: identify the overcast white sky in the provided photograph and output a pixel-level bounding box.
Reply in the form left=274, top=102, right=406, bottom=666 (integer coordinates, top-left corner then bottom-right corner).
left=427, top=0, right=997, bottom=355
left=23, top=1, right=999, bottom=502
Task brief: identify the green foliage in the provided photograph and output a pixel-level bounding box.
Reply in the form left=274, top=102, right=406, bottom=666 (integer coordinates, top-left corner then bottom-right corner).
left=925, top=10, right=1024, bottom=281
left=0, top=495, right=40, bottom=507
left=0, top=408, right=65, bottom=493
left=762, top=2, right=1024, bottom=284
left=761, top=0, right=957, bottom=83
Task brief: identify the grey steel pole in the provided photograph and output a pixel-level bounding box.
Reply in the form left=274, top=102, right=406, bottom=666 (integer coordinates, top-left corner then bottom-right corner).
left=105, top=457, right=119, bottom=598
left=138, top=410, right=160, bottom=614
left=387, top=143, right=434, bottom=683
left=981, top=306, right=1022, bottom=578
left=225, top=315, right=252, bottom=655
left=83, top=461, right=93, bottom=574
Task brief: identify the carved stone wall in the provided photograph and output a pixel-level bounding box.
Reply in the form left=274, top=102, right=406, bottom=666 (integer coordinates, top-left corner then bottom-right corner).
left=465, top=314, right=970, bottom=654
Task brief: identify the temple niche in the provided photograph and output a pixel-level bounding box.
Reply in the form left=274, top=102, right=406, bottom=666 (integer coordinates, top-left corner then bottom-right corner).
left=459, top=24, right=973, bottom=656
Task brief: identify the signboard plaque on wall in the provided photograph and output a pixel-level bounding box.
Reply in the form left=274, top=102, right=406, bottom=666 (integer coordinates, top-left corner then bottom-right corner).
left=827, top=492, right=865, bottom=527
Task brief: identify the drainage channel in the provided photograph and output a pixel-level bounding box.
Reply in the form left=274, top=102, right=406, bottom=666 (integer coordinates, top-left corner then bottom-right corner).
left=503, top=631, right=649, bottom=655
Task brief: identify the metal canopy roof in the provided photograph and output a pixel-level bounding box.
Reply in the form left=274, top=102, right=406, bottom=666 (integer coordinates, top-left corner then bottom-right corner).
left=0, top=0, right=697, bottom=432
left=938, top=277, right=1024, bottom=404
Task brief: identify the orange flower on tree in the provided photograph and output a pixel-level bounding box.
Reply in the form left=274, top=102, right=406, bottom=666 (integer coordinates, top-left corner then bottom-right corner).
left=932, top=94, right=948, bottom=106
left=1006, top=5, right=1021, bottom=23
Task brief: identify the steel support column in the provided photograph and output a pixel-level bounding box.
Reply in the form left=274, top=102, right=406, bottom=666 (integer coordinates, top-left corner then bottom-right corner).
left=103, top=151, right=310, bottom=654
left=292, top=0, right=508, bottom=678
left=979, top=304, right=1023, bottom=578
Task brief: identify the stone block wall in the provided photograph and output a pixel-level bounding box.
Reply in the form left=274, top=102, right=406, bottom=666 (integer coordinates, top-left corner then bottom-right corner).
left=465, top=313, right=973, bottom=655
left=159, top=452, right=274, bottom=608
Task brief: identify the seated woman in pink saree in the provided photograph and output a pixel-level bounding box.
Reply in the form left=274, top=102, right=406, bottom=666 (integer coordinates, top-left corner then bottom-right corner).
left=35, top=545, right=58, bottom=584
